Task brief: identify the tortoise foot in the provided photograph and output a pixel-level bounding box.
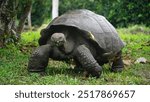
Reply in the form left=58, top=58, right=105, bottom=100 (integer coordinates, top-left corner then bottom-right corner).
left=111, top=51, right=124, bottom=72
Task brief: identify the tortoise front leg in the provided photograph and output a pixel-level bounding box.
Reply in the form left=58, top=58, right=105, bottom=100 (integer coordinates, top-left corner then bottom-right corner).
left=74, top=45, right=102, bottom=78
left=28, top=44, right=51, bottom=72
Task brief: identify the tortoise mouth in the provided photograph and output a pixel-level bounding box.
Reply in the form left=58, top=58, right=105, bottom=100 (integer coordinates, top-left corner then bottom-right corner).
left=51, top=33, right=66, bottom=47
left=53, top=40, right=65, bottom=46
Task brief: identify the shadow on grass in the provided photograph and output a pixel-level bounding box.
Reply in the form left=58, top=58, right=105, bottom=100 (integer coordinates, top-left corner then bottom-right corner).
left=44, top=66, right=83, bottom=78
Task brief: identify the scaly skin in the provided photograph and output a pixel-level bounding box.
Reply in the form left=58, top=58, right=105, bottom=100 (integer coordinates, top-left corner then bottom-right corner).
left=28, top=45, right=51, bottom=72
left=74, top=45, right=102, bottom=78
left=28, top=44, right=70, bottom=73
left=111, top=51, right=124, bottom=72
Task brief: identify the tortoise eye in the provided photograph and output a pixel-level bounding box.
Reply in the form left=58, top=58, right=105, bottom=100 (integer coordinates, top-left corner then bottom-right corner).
left=59, top=37, right=64, bottom=41
left=51, top=36, right=54, bottom=41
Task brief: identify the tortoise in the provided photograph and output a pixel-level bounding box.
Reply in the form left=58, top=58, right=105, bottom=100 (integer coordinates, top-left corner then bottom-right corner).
left=28, top=9, right=125, bottom=78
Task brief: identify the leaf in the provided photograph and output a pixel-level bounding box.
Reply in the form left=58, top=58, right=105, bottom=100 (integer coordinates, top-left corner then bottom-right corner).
left=123, top=59, right=132, bottom=66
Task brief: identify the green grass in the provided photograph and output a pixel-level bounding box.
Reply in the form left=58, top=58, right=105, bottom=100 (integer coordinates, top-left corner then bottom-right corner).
left=0, top=25, right=150, bottom=85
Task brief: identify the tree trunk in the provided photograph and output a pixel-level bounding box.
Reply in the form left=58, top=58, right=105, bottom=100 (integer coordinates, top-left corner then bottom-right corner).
left=0, top=0, right=18, bottom=47
left=27, top=5, right=32, bottom=30
left=52, top=0, right=59, bottom=19
left=17, top=0, right=32, bottom=34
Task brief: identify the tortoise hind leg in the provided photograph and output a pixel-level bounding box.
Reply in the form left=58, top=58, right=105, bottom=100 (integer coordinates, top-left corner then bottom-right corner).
left=111, top=51, right=124, bottom=72
left=74, top=45, right=102, bottom=78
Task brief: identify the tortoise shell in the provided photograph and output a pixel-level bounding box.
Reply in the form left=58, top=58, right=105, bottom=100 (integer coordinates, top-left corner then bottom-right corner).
left=39, top=9, right=124, bottom=54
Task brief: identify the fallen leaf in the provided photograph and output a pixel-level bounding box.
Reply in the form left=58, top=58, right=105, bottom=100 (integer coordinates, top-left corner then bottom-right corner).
left=123, top=60, right=132, bottom=66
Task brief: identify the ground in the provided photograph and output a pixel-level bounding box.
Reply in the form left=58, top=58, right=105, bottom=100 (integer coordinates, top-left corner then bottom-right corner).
left=0, top=25, right=150, bottom=85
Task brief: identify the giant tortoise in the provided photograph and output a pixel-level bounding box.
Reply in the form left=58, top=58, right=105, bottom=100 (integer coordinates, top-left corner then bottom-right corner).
left=28, top=9, right=125, bottom=78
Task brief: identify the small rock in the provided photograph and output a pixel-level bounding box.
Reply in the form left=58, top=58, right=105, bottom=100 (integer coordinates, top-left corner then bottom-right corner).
left=135, top=57, right=147, bottom=64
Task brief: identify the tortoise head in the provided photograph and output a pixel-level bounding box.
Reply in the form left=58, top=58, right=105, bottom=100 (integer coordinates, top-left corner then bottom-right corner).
left=51, top=33, right=66, bottom=47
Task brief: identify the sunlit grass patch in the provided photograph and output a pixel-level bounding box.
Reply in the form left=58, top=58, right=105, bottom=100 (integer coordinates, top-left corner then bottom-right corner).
left=20, top=31, right=40, bottom=46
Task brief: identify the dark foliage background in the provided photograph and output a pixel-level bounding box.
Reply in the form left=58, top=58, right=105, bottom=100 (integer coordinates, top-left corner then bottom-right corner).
left=29, top=0, right=149, bottom=27
left=61, top=0, right=149, bottom=27
left=0, top=0, right=149, bottom=46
